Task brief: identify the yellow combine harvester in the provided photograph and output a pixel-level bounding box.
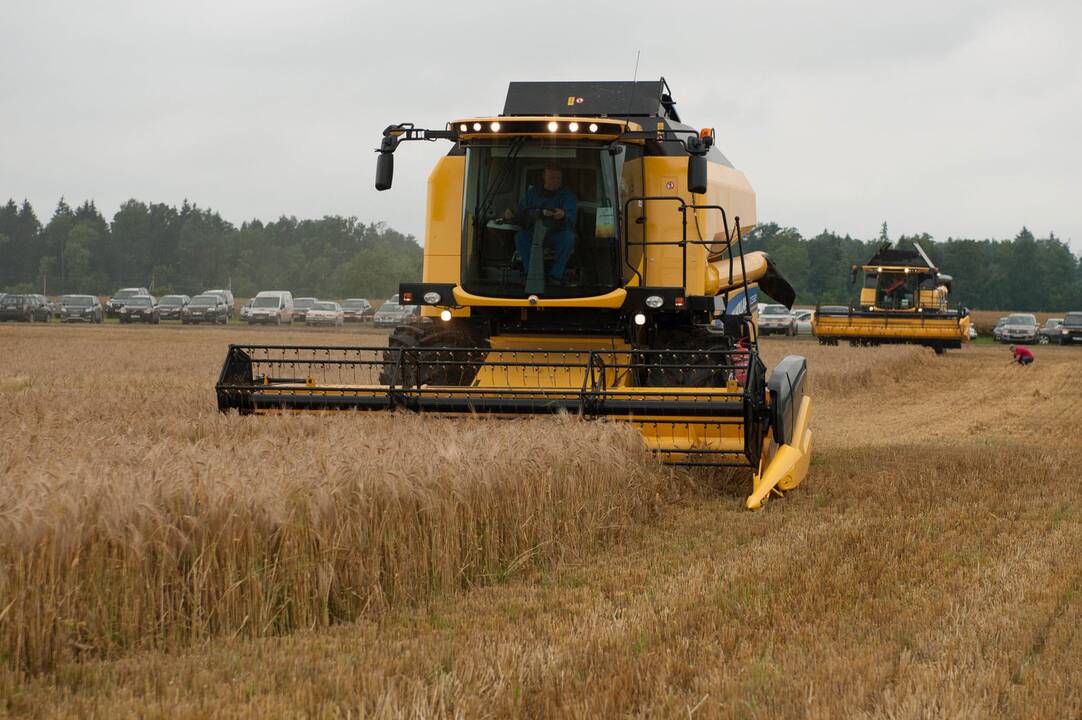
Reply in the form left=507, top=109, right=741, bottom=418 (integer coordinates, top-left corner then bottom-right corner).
left=216, top=79, right=812, bottom=509
left=812, top=242, right=971, bottom=354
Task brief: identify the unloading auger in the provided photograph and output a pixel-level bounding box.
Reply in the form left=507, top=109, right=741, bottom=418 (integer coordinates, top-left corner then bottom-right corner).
left=217, top=79, right=813, bottom=509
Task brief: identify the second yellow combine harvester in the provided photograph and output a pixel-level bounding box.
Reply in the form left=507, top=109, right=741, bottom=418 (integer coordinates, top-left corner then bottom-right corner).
left=216, top=79, right=812, bottom=509
left=813, top=242, right=971, bottom=354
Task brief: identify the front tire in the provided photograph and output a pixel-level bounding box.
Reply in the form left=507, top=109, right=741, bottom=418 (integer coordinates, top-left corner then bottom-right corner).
left=379, top=323, right=485, bottom=387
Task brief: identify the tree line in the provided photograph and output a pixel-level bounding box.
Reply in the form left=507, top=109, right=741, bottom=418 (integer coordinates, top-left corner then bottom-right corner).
left=746, top=222, right=1081, bottom=312
left=0, top=198, right=422, bottom=299
left=2, top=198, right=1079, bottom=310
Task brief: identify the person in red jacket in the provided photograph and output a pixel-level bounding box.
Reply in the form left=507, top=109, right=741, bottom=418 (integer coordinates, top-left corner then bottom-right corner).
left=1009, top=344, right=1034, bottom=366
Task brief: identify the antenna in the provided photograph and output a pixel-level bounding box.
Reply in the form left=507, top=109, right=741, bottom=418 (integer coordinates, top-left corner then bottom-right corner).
left=624, top=50, right=641, bottom=120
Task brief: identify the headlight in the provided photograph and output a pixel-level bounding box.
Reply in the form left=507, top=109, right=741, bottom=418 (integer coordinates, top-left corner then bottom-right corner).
left=423, top=291, right=441, bottom=304
left=645, top=295, right=664, bottom=309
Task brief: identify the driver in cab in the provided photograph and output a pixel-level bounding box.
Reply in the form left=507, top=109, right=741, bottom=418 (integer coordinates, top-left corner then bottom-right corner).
left=502, top=161, right=577, bottom=285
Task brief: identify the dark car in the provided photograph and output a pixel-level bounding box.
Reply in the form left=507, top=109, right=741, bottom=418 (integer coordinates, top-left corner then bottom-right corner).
left=118, top=296, right=159, bottom=324
left=182, top=294, right=229, bottom=324
left=1037, top=318, right=1062, bottom=345
left=203, top=289, right=235, bottom=319
left=106, top=287, right=151, bottom=318
left=0, top=294, right=51, bottom=322
left=292, top=297, right=318, bottom=322
left=1059, top=312, right=1082, bottom=345
left=342, top=298, right=374, bottom=323
left=59, top=294, right=103, bottom=323
left=157, top=294, right=190, bottom=320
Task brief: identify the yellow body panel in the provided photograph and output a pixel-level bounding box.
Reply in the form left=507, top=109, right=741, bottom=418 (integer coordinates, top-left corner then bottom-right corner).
left=421, top=155, right=467, bottom=318
left=633, top=157, right=757, bottom=296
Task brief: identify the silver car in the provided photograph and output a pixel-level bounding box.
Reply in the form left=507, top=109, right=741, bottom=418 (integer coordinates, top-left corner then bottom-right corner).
left=758, top=304, right=797, bottom=336
left=793, top=309, right=814, bottom=335
left=998, top=313, right=1038, bottom=344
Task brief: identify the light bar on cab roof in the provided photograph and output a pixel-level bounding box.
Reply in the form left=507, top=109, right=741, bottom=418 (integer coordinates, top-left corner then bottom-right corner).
left=450, top=116, right=634, bottom=141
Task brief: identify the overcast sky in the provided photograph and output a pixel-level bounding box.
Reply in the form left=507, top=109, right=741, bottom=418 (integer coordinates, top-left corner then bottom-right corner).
left=1, top=0, right=1079, bottom=251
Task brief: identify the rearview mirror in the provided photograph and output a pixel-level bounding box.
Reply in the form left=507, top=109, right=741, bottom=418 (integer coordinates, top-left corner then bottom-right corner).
left=375, top=152, right=394, bottom=191
left=687, top=154, right=707, bottom=194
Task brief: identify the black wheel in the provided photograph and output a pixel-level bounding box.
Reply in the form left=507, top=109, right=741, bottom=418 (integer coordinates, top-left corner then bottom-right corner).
left=638, top=326, right=736, bottom=387
left=379, top=322, right=485, bottom=387
left=933, top=344, right=945, bottom=356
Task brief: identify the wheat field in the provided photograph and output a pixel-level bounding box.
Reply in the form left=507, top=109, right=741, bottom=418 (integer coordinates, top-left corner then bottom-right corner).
left=2, top=323, right=1081, bottom=718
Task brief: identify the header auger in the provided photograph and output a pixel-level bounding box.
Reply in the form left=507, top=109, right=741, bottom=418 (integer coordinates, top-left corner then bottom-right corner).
left=216, top=79, right=813, bottom=509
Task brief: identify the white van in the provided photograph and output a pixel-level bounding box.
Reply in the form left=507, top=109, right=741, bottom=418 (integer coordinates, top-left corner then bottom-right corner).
left=248, top=291, right=294, bottom=325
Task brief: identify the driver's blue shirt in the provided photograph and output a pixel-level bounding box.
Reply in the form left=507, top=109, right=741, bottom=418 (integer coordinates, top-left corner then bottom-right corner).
left=517, top=185, right=577, bottom=233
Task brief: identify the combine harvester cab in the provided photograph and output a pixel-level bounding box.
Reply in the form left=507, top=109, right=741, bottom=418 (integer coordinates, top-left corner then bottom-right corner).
left=217, top=79, right=812, bottom=509
left=812, top=242, right=971, bottom=355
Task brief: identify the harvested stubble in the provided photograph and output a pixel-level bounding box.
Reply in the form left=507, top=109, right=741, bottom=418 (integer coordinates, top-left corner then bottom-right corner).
left=0, top=326, right=671, bottom=674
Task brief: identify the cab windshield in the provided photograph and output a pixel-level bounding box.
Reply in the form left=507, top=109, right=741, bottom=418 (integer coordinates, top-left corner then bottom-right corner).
left=461, top=139, right=633, bottom=299
left=874, top=271, right=921, bottom=309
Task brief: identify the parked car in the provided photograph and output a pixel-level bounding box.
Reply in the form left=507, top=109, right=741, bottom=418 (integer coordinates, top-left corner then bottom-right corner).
left=0, top=294, right=51, bottom=322
left=292, top=297, right=319, bottom=322
left=1059, top=311, right=1082, bottom=345
left=758, top=304, right=797, bottom=336
left=306, top=301, right=344, bottom=327
left=997, top=313, right=1038, bottom=344
left=342, top=298, right=374, bottom=323
left=157, top=294, right=190, bottom=320
left=793, top=309, right=814, bottom=335
left=182, top=294, right=229, bottom=324
left=59, top=294, right=103, bottom=323
left=1036, top=318, right=1062, bottom=345
left=117, top=296, right=159, bottom=323
left=106, top=287, right=151, bottom=318
left=401, top=304, right=421, bottom=326
left=373, top=295, right=408, bottom=327
left=992, top=317, right=1009, bottom=343
left=203, top=289, right=236, bottom=319
left=248, top=291, right=294, bottom=325
left=239, top=299, right=254, bottom=321
left=33, top=294, right=61, bottom=318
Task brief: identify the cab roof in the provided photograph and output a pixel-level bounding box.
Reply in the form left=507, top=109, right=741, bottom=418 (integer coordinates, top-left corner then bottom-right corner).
left=503, top=79, right=680, bottom=120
